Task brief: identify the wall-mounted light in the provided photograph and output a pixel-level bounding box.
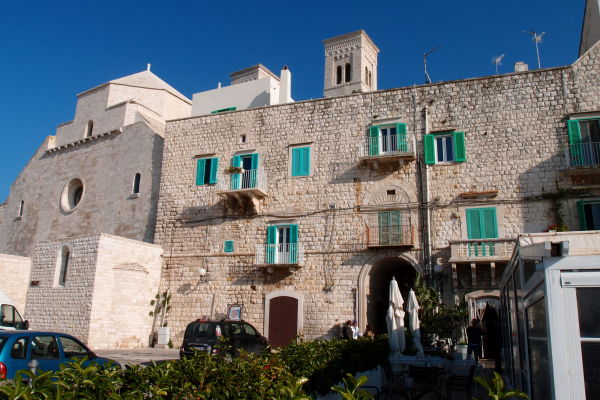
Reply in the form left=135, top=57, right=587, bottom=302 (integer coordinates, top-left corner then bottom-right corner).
left=198, top=267, right=207, bottom=282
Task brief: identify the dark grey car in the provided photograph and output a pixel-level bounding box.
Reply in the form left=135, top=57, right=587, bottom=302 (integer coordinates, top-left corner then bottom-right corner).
left=179, top=319, right=268, bottom=359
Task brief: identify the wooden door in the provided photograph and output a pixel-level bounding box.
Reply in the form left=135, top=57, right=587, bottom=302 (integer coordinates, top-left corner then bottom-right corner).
left=268, top=296, right=298, bottom=347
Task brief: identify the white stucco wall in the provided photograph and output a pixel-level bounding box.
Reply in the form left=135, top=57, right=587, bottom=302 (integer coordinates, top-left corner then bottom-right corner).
left=191, top=77, right=279, bottom=116
left=0, top=253, right=31, bottom=313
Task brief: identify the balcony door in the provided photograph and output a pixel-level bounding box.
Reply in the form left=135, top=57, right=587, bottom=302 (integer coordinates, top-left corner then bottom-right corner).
left=267, top=224, right=298, bottom=264
left=466, top=207, right=498, bottom=256
left=231, top=153, right=258, bottom=190
left=378, top=211, right=402, bottom=245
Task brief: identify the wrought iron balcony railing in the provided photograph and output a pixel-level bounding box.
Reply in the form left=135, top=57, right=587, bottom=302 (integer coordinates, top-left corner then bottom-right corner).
left=359, top=134, right=414, bottom=160
left=566, top=142, right=600, bottom=168
left=365, top=224, right=414, bottom=247
left=215, top=169, right=267, bottom=199
left=256, top=243, right=305, bottom=266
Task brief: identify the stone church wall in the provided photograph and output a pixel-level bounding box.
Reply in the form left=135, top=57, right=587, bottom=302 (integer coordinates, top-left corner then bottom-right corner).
left=0, top=253, right=31, bottom=313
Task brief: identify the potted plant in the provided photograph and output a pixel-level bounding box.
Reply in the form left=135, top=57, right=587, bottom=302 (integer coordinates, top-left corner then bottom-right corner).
left=224, top=166, right=243, bottom=174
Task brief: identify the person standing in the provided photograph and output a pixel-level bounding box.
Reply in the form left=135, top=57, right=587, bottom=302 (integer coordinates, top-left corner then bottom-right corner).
left=342, top=320, right=353, bottom=340
left=466, top=318, right=483, bottom=361
left=351, top=320, right=362, bottom=339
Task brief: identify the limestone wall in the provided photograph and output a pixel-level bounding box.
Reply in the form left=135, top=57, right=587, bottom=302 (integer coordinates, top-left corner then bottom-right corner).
left=88, top=234, right=162, bottom=349
left=0, top=121, right=164, bottom=257
left=0, top=203, right=5, bottom=226
left=157, top=44, right=600, bottom=344
left=0, top=253, right=31, bottom=312
left=25, top=235, right=101, bottom=341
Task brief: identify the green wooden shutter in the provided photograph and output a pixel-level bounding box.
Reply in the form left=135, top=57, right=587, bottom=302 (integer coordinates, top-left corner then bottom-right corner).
left=578, top=200, right=588, bottom=230
left=396, top=123, right=408, bottom=152
left=209, top=158, right=219, bottom=184
left=266, top=226, right=277, bottom=264
left=453, top=131, right=466, bottom=162
left=378, top=212, right=389, bottom=245
left=301, top=148, right=310, bottom=175
left=292, top=147, right=310, bottom=176
left=230, top=155, right=242, bottom=190
left=481, top=208, right=498, bottom=238
left=424, top=134, right=435, bottom=164
left=369, top=126, right=380, bottom=156
left=196, top=159, right=206, bottom=185
left=224, top=240, right=234, bottom=253
left=289, top=224, right=299, bottom=263
left=466, top=209, right=482, bottom=239
left=568, top=120, right=583, bottom=166
left=390, top=211, right=402, bottom=244
left=249, top=153, right=259, bottom=188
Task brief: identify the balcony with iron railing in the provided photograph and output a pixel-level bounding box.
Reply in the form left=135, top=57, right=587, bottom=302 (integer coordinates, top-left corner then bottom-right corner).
left=565, top=142, right=600, bottom=173
left=359, top=134, right=415, bottom=167
left=449, top=238, right=516, bottom=262
left=365, top=224, right=415, bottom=248
left=215, top=168, right=268, bottom=200
left=255, top=243, right=305, bottom=270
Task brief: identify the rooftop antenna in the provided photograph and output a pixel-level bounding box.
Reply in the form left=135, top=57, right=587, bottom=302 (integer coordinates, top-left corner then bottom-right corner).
left=423, top=45, right=442, bottom=84
left=523, top=31, right=545, bottom=69
left=492, top=54, right=505, bottom=75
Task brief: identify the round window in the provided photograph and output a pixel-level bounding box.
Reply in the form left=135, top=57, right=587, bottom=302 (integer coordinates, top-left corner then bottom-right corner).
left=61, top=178, right=84, bottom=212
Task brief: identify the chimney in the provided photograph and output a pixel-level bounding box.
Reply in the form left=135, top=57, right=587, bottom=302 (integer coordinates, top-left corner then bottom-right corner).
left=514, top=62, right=528, bottom=72
left=279, top=65, right=292, bottom=104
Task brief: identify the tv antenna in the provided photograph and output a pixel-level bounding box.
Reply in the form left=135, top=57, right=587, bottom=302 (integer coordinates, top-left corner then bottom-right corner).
left=423, top=45, right=442, bottom=84
left=492, top=54, right=505, bottom=75
left=523, top=31, right=545, bottom=69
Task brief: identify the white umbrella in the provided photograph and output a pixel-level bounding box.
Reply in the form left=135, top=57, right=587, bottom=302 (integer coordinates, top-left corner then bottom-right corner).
left=408, top=289, right=425, bottom=357
left=386, top=277, right=406, bottom=359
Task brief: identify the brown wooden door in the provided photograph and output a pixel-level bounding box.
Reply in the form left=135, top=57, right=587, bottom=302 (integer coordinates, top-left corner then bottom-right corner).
left=268, top=296, right=298, bottom=347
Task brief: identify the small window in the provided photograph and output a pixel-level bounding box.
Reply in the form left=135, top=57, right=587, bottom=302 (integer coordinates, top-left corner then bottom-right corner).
left=424, top=131, right=466, bottom=164
left=196, top=157, right=219, bottom=185
left=345, top=63, right=351, bottom=83
left=224, top=240, right=234, bottom=253
left=85, top=121, right=94, bottom=138
left=368, top=71, right=372, bottom=88
left=240, top=134, right=247, bottom=144
left=365, top=67, right=369, bottom=85
left=336, top=66, right=343, bottom=85
left=60, top=178, right=84, bottom=212
left=291, top=146, right=311, bottom=177
left=57, top=246, right=70, bottom=286
left=133, top=173, right=141, bottom=194
left=17, top=200, right=24, bottom=218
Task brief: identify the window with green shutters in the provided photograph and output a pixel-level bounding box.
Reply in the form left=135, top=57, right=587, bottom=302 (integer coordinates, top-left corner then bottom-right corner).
left=223, top=240, right=234, bottom=253
left=369, top=123, right=408, bottom=156
left=465, top=207, right=498, bottom=256
left=424, top=131, right=466, bottom=164
left=196, top=157, right=219, bottom=185
left=378, top=211, right=402, bottom=245
left=230, top=153, right=258, bottom=190
left=577, top=200, right=600, bottom=230
left=266, top=224, right=298, bottom=264
left=291, top=146, right=311, bottom=177
left=567, top=118, right=600, bottom=167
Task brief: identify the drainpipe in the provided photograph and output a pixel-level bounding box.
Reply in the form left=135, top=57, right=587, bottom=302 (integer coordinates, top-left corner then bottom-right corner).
left=424, top=107, right=433, bottom=284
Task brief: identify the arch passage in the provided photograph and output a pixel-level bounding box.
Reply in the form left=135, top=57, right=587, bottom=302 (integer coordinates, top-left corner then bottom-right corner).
left=268, top=296, right=298, bottom=347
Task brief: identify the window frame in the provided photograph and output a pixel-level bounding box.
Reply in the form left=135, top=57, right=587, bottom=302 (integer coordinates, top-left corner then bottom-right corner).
left=368, top=122, right=408, bottom=156
left=577, top=199, right=600, bottom=230
left=567, top=117, right=600, bottom=167
left=195, top=157, right=219, bottom=186
left=424, top=131, right=466, bottom=164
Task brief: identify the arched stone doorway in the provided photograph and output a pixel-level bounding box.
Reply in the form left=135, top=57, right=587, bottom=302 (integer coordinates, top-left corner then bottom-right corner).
left=264, top=289, right=303, bottom=347
left=358, top=252, right=422, bottom=334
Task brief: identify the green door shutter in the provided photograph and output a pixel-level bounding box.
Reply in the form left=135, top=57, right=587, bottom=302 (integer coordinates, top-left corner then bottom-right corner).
left=249, top=153, right=259, bottom=188
left=467, top=208, right=497, bottom=256
left=266, top=226, right=277, bottom=264
left=568, top=120, right=583, bottom=166
left=453, top=131, right=466, bottom=162
left=390, top=211, right=402, bottom=244
left=396, top=123, right=408, bottom=152
left=209, top=158, right=219, bottom=184
left=481, top=208, right=498, bottom=238
left=230, top=155, right=242, bottom=190
left=424, top=134, right=435, bottom=164
left=466, top=209, right=482, bottom=239
left=196, top=159, right=206, bottom=185
left=369, top=126, right=380, bottom=156
left=289, top=224, right=299, bottom=263
left=578, top=200, right=588, bottom=230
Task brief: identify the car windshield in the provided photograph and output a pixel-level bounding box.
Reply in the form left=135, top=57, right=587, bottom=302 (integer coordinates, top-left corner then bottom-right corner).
left=185, top=322, right=214, bottom=339
left=0, top=336, right=7, bottom=352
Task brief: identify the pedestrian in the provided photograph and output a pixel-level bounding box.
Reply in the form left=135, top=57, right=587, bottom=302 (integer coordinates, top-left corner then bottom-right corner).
left=342, top=320, right=353, bottom=340
left=466, top=318, right=483, bottom=361
left=351, top=320, right=362, bottom=339
left=364, top=324, right=375, bottom=338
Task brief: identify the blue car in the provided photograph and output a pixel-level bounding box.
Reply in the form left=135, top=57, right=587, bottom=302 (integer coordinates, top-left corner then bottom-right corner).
left=0, top=330, right=119, bottom=380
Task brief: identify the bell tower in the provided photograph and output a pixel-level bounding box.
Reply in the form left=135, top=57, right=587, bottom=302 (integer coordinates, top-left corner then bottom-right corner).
left=323, top=30, right=379, bottom=98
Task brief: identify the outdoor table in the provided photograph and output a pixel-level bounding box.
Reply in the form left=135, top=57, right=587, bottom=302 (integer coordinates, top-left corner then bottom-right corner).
left=407, top=365, right=447, bottom=400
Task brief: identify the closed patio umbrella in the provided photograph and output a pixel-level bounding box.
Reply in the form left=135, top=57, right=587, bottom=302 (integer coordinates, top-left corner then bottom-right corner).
left=408, top=289, right=425, bottom=357
left=386, top=277, right=406, bottom=360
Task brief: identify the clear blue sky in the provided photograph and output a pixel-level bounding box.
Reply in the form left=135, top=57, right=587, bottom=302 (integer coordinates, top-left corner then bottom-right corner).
left=0, top=0, right=585, bottom=202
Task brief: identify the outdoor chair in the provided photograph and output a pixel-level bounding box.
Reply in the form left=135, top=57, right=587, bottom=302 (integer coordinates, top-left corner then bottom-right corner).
left=409, top=365, right=446, bottom=400
left=445, top=364, right=476, bottom=400
left=377, top=360, right=410, bottom=400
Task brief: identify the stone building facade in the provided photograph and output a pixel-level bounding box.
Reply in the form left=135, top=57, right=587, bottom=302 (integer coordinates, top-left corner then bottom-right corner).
left=155, top=38, right=600, bottom=346
left=0, top=70, right=191, bottom=348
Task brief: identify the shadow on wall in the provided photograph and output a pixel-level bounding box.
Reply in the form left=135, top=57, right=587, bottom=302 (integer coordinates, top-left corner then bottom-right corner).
left=315, top=323, right=343, bottom=340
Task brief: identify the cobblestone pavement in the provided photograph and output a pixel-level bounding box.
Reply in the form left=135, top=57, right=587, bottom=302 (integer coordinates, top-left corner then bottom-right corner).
left=96, top=348, right=180, bottom=366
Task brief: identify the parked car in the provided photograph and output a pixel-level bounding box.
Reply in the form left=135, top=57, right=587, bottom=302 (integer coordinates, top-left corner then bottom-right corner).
left=0, top=330, right=119, bottom=380
left=179, top=318, right=269, bottom=359
left=0, top=290, right=28, bottom=331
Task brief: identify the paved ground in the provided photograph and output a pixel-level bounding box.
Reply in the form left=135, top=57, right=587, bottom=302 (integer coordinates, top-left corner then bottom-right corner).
left=96, top=348, right=180, bottom=366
